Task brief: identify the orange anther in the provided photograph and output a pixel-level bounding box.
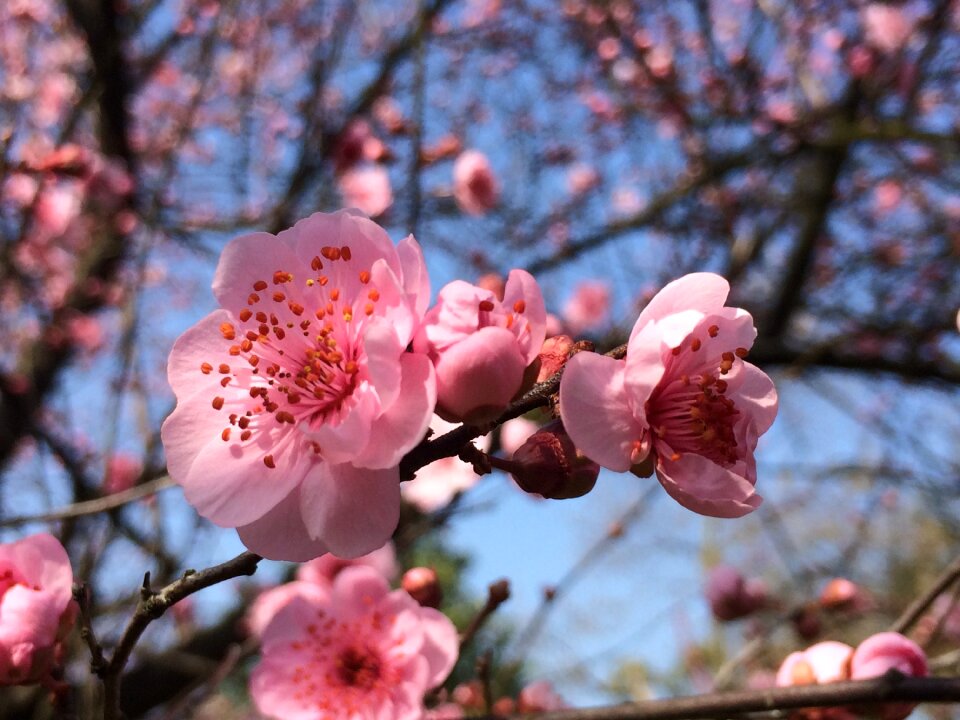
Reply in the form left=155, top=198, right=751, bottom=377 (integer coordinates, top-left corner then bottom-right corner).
left=359, top=270, right=371, bottom=284
left=479, top=300, right=495, bottom=312
left=212, top=396, right=225, bottom=410
left=239, top=309, right=252, bottom=322
left=513, top=300, right=526, bottom=313
left=200, top=362, right=213, bottom=374
left=263, top=454, right=276, bottom=469
left=253, top=280, right=268, bottom=291
left=219, top=322, right=236, bottom=340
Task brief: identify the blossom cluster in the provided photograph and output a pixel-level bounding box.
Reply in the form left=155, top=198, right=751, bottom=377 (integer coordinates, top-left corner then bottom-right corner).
left=161, top=210, right=779, bottom=563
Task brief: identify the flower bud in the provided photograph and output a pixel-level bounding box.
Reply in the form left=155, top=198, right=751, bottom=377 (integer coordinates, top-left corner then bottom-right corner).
left=509, top=421, right=600, bottom=499
left=850, top=632, right=927, bottom=720
left=492, top=697, right=516, bottom=716
left=819, top=578, right=868, bottom=613
left=402, top=567, right=443, bottom=609
left=535, top=334, right=575, bottom=382
left=705, top=565, right=768, bottom=622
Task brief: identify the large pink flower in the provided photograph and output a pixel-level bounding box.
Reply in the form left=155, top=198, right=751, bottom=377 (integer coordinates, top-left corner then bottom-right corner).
left=250, top=566, right=459, bottom=720
left=414, top=270, right=546, bottom=423
left=559, top=273, right=777, bottom=518
left=0, top=533, right=76, bottom=686
left=161, top=210, right=435, bottom=561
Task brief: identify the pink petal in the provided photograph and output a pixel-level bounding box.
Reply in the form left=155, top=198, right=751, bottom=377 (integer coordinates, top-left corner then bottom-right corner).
left=655, top=452, right=761, bottom=518
left=0, top=534, right=72, bottom=603
left=631, top=273, right=730, bottom=341
left=417, top=606, right=460, bottom=687
left=237, top=486, right=330, bottom=562
left=558, top=352, right=642, bottom=472
left=730, top=362, right=778, bottom=435
left=330, top=566, right=391, bottom=620
left=397, top=233, right=430, bottom=318
left=299, top=463, right=401, bottom=558
left=212, top=232, right=300, bottom=312
left=180, top=426, right=308, bottom=527
left=300, top=385, right=380, bottom=465
left=353, top=352, right=436, bottom=469
left=434, top=326, right=525, bottom=422
left=288, top=209, right=401, bottom=282
left=502, top=269, right=547, bottom=363
left=165, top=310, right=235, bottom=400
left=623, top=320, right=665, bottom=420
left=362, top=318, right=404, bottom=413
left=851, top=632, right=927, bottom=679
left=370, top=257, right=419, bottom=346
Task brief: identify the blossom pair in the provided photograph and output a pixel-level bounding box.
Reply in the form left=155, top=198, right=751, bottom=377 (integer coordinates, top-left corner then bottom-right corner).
left=161, top=210, right=545, bottom=562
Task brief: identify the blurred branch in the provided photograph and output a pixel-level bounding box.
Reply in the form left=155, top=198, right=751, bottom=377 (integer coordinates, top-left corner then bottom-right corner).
left=503, top=674, right=960, bottom=720
left=892, top=554, right=960, bottom=634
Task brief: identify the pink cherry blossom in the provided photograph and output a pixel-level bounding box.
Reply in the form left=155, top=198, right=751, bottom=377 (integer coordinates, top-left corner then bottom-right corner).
left=250, top=566, right=458, bottom=720
left=559, top=273, right=778, bottom=518
left=850, top=632, right=927, bottom=720
left=414, top=270, right=546, bottom=423
left=246, top=541, right=400, bottom=638
left=161, top=210, right=435, bottom=561
left=0, top=533, right=76, bottom=686
left=705, top=565, right=768, bottom=622
left=103, top=453, right=142, bottom=494
left=863, top=4, right=913, bottom=53
left=453, top=150, right=499, bottom=215
left=402, top=415, right=492, bottom=511
left=776, top=641, right=854, bottom=687
left=562, top=280, right=611, bottom=336
left=499, top=416, right=539, bottom=456
left=339, top=165, right=393, bottom=218
left=518, top=680, right=567, bottom=712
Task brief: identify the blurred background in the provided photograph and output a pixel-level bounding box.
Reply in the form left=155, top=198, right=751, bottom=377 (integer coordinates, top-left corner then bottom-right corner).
left=1, top=0, right=959, bottom=717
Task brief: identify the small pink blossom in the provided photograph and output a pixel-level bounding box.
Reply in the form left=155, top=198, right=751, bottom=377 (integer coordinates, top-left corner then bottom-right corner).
left=246, top=542, right=398, bottom=638
left=518, top=680, right=567, bottom=712
left=453, top=150, right=499, bottom=215
left=103, top=453, right=142, bottom=494
left=863, top=4, right=913, bottom=53
left=562, top=280, right=611, bottom=336
left=560, top=273, right=778, bottom=518
left=414, top=270, right=546, bottom=423
left=705, top=565, right=768, bottom=622
left=874, top=181, right=902, bottom=214
left=250, top=566, right=458, bottom=720
left=819, top=578, right=870, bottom=613
left=403, top=416, right=492, bottom=511
left=776, top=641, right=854, bottom=687
left=339, top=166, right=393, bottom=218
left=567, top=163, right=600, bottom=196
left=161, top=210, right=435, bottom=561
left=0, top=533, right=76, bottom=686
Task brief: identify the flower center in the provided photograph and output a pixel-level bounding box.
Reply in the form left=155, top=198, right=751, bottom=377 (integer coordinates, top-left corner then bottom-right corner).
left=647, top=326, right=750, bottom=467
left=334, top=645, right=382, bottom=690
left=197, top=244, right=385, bottom=469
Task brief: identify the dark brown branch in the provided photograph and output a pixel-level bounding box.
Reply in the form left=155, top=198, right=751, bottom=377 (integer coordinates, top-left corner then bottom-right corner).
left=891, top=554, right=960, bottom=634
left=101, top=552, right=262, bottom=720
left=459, top=579, right=511, bottom=651
left=496, top=674, right=960, bottom=720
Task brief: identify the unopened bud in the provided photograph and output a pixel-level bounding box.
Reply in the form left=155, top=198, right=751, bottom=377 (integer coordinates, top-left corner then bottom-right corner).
left=492, top=697, right=516, bottom=717
left=791, top=605, right=822, bottom=641
left=402, top=567, right=443, bottom=608
left=536, top=334, right=575, bottom=382
left=452, top=681, right=484, bottom=709
left=510, top=421, right=600, bottom=499
left=488, top=578, right=511, bottom=605
left=819, top=578, right=864, bottom=612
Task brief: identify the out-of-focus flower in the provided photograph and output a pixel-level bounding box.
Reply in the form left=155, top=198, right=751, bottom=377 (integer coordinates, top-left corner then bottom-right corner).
left=776, top=641, right=853, bottom=687
left=402, top=567, right=443, bottom=608
left=103, top=453, right=142, bottom=495
left=518, top=680, right=567, bottom=712
left=499, top=416, right=539, bottom=456
left=863, top=4, right=913, bottom=53
left=403, top=416, right=492, bottom=511
left=250, top=566, right=458, bottom=720
left=339, top=165, right=393, bottom=217
left=562, top=280, right=610, bottom=336
left=161, top=210, right=434, bottom=561
left=705, top=565, right=768, bottom=621
left=819, top=578, right=870, bottom=613
left=560, top=273, right=778, bottom=518
left=414, top=270, right=546, bottom=423
left=509, top=420, right=600, bottom=499
left=453, top=150, right=499, bottom=215
left=0, top=534, right=76, bottom=686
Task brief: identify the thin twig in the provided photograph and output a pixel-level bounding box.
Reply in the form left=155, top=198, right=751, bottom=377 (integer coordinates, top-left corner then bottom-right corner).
left=460, top=579, right=511, bottom=651
left=493, top=673, right=960, bottom=720
left=891, top=554, right=960, bottom=634
left=101, top=551, right=262, bottom=720
left=0, top=475, right=175, bottom=528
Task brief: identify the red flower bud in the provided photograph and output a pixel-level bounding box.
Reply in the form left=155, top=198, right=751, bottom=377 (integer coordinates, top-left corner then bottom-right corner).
left=536, top=334, right=575, bottom=382
left=401, top=567, right=443, bottom=609
left=509, top=421, right=600, bottom=499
